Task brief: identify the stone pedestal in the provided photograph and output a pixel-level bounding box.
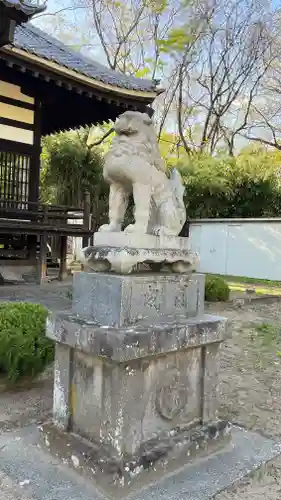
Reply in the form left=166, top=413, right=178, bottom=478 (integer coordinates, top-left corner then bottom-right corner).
left=45, top=255, right=230, bottom=494
left=81, top=232, right=199, bottom=274
left=72, top=272, right=205, bottom=326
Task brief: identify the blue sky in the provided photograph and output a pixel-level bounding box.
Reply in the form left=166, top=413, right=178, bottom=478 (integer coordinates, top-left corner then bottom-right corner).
left=34, top=0, right=109, bottom=64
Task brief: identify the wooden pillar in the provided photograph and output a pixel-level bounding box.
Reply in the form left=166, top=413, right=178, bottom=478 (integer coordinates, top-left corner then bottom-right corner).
left=82, top=191, right=91, bottom=249
left=38, top=233, right=47, bottom=284
left=29, top=97, right=42, bottom=282
left=59, top=235, right=68, bottom=281
left=37, top=205, right=48, bottom=284
left=28, top=98, right=42, bottom=205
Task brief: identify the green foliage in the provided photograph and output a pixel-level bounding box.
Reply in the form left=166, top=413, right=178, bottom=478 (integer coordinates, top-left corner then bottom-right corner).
left=176, top=148, right=281, bottom=218
left=0, top=302, right=53, bottom=383
left=40, top=128, right=109, bottom=230
left=40, top=126, right=281, bottom=225
left=205, top=275, right=230, bottom=302
left=253, top=323, right=281, bottom=370
left=255, top=323, right=281, bottom=347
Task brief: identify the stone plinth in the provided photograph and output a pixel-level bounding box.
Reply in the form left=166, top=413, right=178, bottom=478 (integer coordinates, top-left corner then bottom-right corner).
left=46, top=313, right=229, bottom=491
left=72, top=272, right=204, bottom=327
left=81, top=233, right=199, bottom=274
left=45, top=267, right=230, bottom=492
left=47, top=311, right=228, bottom=455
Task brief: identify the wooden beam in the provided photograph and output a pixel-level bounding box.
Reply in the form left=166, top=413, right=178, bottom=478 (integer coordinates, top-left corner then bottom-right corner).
left=0, top=221, right=92, bottom=236
left=0, top=248, right=28, bottom=258
left=0, top=116, right=34, bottom=130
left=0, top=94, right=35, bottom=109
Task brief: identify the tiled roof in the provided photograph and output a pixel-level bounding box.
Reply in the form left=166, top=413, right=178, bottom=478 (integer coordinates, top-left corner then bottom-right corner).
left=12, top=23, right=157, bottom=92
left=0, top=0, right=46, bottom=16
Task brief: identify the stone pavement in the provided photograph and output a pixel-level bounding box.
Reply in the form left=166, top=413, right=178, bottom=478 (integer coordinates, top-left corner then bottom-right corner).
left=0, top=471, right=34, bottom=500
left=0, top=279, right=72, bottom=312
left=0, top=425, right=280, bottom=500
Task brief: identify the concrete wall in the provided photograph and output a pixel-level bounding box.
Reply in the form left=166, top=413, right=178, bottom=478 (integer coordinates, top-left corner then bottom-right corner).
left=189, top=218, right=281, bottom=280
left=67, top=217, right=281, bottom=280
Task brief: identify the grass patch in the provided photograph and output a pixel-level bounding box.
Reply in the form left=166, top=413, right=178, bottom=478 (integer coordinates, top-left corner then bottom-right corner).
left=255, top=323, right=281, bottom=347
left=208, top=274, right=281, bottom=296
left=210, top=274, right=281, bottom=287
left=229, top=284, right=281, bottom=296
left=251, top=323, right=281, bottom=370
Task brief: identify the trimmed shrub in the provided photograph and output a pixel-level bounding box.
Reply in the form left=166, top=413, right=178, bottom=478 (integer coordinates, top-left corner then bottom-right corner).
left=0, top=302, right=54, bottom=383
left=205, top=275, right=230, bottom=302
left=175, top=149, right=281, bottom=218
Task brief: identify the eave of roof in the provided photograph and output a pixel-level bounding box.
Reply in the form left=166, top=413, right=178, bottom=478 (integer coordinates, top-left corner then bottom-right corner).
left=0, top=0, right=46, bottom=16
left=0, top=23, right=162, bottom=101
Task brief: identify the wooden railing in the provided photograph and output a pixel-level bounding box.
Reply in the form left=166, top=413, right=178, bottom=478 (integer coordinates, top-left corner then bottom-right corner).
left=0, top=192, right=92, bottom=235
left=0, top=192, right=92, bottom=283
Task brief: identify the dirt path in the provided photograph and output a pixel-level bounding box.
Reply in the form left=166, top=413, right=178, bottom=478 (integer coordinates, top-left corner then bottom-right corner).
left=208, top=301, right=281, bottom=499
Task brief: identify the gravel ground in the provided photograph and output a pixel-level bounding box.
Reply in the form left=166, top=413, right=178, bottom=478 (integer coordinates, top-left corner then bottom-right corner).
left=210, top=301, right=281, bottom=499
left=0, top=280, right=72, bottom=312
left=1, top=283, right=281, bottom=498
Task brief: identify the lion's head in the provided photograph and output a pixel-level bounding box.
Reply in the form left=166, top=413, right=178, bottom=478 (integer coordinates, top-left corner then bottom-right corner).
left=114, top=111, right=153, bottom=136
left=112, top=110, right=165, bottom=172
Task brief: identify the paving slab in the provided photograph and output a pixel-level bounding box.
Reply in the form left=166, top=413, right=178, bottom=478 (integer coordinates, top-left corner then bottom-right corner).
left=0, top=425, right=280, bottom=500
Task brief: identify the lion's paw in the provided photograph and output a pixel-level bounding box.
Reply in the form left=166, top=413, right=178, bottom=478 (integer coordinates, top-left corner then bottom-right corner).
left=124, top=224, right=148, bottom=234
left=151, top=226, right=175, bottom=237
left=98, top=223, right=122, bottom=232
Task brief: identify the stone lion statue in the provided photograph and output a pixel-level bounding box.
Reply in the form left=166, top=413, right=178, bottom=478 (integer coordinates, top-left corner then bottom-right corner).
left=99, top=111, right=186, bottom=236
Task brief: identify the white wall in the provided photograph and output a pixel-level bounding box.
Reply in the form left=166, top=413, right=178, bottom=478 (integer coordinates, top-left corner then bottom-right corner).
left=67, top=217, right=281, bottom=280
left=189, top=219, right=281, bottom=280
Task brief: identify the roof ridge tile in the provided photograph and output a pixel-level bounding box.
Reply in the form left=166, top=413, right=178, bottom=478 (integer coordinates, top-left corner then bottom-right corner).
left=10, top=22, right=157, bottom=93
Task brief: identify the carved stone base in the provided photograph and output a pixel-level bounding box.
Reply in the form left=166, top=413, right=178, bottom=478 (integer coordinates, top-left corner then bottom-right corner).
left=46, top=310, right=229, bottom=457
left=45, top=267, right=230, bottom=497
left=39, top=420, right=231, bottom=496
left=81, top=232, right=199, bottom=274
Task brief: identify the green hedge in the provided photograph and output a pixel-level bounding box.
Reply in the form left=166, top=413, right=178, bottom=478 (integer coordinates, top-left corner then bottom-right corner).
left=176, top=150, right=281, bottom=218
left=205, top=275, right=230, bottom=302
left=0, top=302, right=54, bottom=383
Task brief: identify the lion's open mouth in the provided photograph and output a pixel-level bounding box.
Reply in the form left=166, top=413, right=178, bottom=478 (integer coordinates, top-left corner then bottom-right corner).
left=116, top=127, right=138, bottom=135
left=118, top=130, right=130, bottom=135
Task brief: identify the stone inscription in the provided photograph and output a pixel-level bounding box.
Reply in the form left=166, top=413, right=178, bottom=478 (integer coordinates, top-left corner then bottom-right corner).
left=174, top=289, right=186, bottom=308
left=155, top=368, right=188, bottom=420
left=144, top=284, right=160, bottom=310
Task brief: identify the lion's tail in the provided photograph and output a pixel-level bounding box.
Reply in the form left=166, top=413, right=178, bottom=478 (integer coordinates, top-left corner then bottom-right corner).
left=170, top=168, right=185, bottom=205
left=169, top=168, right=186, bottom=226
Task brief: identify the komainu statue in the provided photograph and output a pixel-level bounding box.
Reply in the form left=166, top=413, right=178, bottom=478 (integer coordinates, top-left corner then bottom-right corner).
left=99, top=111, right=186, bottom=236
